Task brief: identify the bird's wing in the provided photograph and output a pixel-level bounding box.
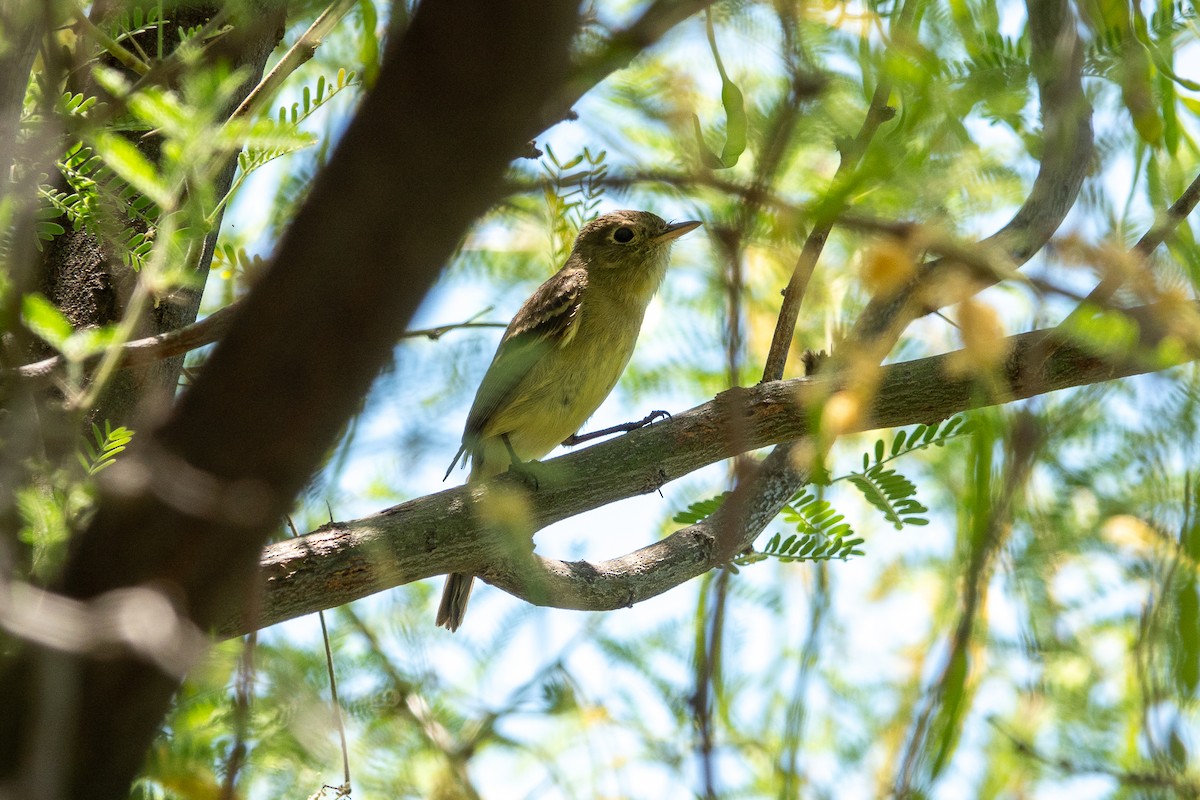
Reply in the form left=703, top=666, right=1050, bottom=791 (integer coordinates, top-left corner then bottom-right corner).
left=459, top=267, right=587, bottom=451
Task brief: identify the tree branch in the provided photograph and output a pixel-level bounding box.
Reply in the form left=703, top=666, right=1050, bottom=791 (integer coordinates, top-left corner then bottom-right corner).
left=849, top=0, right=1094, bottom=351
left=228, top=0, right=358, bottom=122
left=236, top=298, right=1199, bottom=636
left=716, top=0, right=1095, bottom=608
left=37, top=2, right=287, bottom=432
left=561, top=0, right=719, bottom=118
left=893, top=413, right=1039, bottom=792
left=1064, top=168, right=1200, bottom=320
left=0, top=2, right=580, bottom=797
left=9, top=301, right=505, bottom=381
left=759, top=0, right=917, bottom=382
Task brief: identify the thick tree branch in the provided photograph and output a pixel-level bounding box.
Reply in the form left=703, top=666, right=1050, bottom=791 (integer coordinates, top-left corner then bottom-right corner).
left=238, top=299, right=1199, bottom=635
left=0, top=2, right=580, bottom=797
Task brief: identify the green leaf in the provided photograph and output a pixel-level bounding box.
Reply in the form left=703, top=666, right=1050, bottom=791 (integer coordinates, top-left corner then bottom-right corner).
left=691, top=10, right=747, bottom=169
left=929, top=645, right=971, bottom=778
left=1176, top=568, right=1199, bottom=696
left=673, top=492, right=730, bottom=525
left=63, top=325, right=119, bottom=363
left=22, top=293, right=73, bottom=350
left=692, top=114, right=727, bottom=170
left=718, top=77, right=747, bottom=167
left=848, top=467, right=923, bottom=530
left=35, top=220, right=65, bottom=241
left=91, top=133, right=173, bottom=208
left=81, top=422, right=135, bottom=475
left=761, top=491, right=864, bottom=564
left=359, top=0, right=384, bottom=84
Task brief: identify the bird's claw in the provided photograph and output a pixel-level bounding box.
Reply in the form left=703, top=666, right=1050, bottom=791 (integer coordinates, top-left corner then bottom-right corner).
left=506, top=458, right=549, bottom=490
left=641, top=409, right=671, bottom=426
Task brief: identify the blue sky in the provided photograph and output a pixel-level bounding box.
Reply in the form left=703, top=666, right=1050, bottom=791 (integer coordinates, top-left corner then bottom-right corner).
left=215, top=2, right=1200, bottom=796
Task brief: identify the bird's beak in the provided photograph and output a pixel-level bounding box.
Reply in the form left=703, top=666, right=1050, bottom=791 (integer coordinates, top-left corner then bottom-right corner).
left=653, top=220, right=703, bottom=243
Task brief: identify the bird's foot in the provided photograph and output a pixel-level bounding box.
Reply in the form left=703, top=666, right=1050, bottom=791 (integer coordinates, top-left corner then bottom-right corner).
left=638, top=409, right=672, bottom=427
left=562, top=409, right=672, bottom=447
left=505, top=457, right=550, bottom=490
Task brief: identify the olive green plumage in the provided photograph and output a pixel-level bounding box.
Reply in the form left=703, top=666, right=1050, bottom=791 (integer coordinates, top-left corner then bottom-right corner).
left=437, top=210, right=701, bottom=631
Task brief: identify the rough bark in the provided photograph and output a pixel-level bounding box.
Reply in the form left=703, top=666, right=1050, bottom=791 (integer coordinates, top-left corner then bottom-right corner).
left=0, top=2, right=580, bottom=798
left=237, top=299, right=1197, bottom=635
left=38, top=1, right=286, bottom=431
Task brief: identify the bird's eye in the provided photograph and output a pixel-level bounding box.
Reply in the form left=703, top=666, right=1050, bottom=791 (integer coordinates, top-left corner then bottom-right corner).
left=612, top=226, right=635, bottom=243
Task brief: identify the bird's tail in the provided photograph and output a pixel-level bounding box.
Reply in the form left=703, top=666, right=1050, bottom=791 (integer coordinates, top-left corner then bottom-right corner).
left=437, top=446, right=502, bottom=632
left=436, top=573, right=473, bottom=631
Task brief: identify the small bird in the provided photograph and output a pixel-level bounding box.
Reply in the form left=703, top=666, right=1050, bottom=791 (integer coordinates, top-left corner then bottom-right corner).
left=437, top=210, right=702, bottom=631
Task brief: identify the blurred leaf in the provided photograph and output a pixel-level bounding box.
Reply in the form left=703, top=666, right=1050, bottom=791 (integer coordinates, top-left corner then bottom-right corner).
left=90, top=132, right=173, bottom=208
left=358, top=0, right=380, bottom=86
left=673, top=492, right=730, bottom=524
left=691, top=10, right=747, bottom=169
left=22, top=293, right=73, bottom=350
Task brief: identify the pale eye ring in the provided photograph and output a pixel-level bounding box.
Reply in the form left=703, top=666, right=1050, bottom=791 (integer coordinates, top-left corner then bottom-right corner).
left=612, top=226, right=635, bottom=244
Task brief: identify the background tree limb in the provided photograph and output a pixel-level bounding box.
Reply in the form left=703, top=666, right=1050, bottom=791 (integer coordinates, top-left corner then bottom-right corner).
left=849, top=0, right=1094, bottom=351
left=706, top=0, right=1094, bottom=615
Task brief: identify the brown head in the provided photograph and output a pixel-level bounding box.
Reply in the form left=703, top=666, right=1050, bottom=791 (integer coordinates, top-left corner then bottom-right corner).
left=567, top=210, right=702, bottom=297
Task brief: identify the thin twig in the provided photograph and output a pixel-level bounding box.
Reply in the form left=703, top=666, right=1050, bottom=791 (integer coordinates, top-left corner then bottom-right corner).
left=229, top=0, right=359, bottom=122
left=339, top=606, right=478, bottom=797
left=1062, top=168, right=1200, bottom=324
left=551, top=170, right=801, bottom=216
left=991, top=720, right=1200, bottom=793
left=219, top=631, right=257, bottom=800
left=287, top=514, right=352, bottom=794
left=70, top=0, right=150, bottom=75
left=563, top=0, right=719, bottom=114
left=9, top=306, right=505, bottom=380
left=760, top=0, right=918, bottom=382
left=892, top=414, right=1040, bottom=795
left=779, top=565, right=830, bottom=798
left=317, top=608, right=351, bottom=791
left=693, top=568, right=730, bottom=800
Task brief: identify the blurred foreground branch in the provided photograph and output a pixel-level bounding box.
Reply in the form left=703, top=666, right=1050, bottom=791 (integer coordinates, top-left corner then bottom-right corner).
left=0, top=2, right=579, bottom=797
